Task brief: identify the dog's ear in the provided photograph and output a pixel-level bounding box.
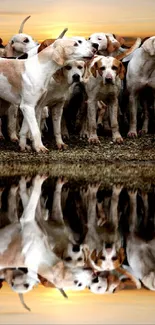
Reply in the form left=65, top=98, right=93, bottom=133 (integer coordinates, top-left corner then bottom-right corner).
left=38, top=39, right=54, bottom=53
left=142, top=37, right=155, bottom=56
left=82, top=244, right=90, bottom=263
left=118, top=247, right=125, bottom=264
left=53, top=245, right=63, bottom=259
left=106, top=36, right=116, bottom=54
left=82, top=63, right=91, bottom=82
left=114, top=35, right=125, bottom=46
left=3, top=269, right=13, bottom=285
left=4, top=42, right=14, bottom=57
left=118, top=61, right=126, bottom=80
left=90, top=249, right=97, bottom=263
left=90, top=62, right=98, bottom=78
left=53, top=68, right=64, bottom=83
left=51, top=45, right=65, bottom=66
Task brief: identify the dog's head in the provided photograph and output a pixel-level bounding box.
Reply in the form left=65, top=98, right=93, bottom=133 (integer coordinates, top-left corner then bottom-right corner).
left=53, top=59, right=87, bottom=85
left=4, top=268, right=39, bottom=293
left=50, top=39, right=95, bottom=66
left=142, top=36, right=155, bottom=56
left=4, top=34, right=38, bottom=58
left=62, top=243, right=89, bottom=268
left=90, top=56, right=125, bottom=84
left=88, top=33, right=122, bottom=55
left=88, top=272, right=120, bottom=294
left=89, top=246, right=125, bottom=271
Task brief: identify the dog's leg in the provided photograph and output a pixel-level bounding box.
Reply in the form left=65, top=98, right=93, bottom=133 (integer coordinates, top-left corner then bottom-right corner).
left=117, top=266, right=141, bottom=289
left=51, top=177, right=67, bottom=223
left=8, top=104, right=18, bottom=142
left=109, top=185, right=123, bottom=226
left=141, top=192, right=149, bottom=227
left=0, top=118, right=4, bottom=139
left=140, top=99, right=149, bottom=134
left=128, top=190, right=138, bottom=233
left=127, top=93, right=138, bottom=137
left=87, top=99, right=100, bottom=144
left=61, top=114, right=69, bottom=139
left=8, top=184, right=19, bottom=223
left=109, top=100, right=123, bottom=144
left=19, top=177, right=31, bottom=209
left=20, top=175, right=47, bottom=224
left=51, top=103, right=68, bottom=150
left=19, top=104, right=48, bottom=153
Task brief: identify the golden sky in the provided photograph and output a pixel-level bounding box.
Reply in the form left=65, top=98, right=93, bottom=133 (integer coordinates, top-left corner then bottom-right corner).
left=1, top=0, right=155, bottom=43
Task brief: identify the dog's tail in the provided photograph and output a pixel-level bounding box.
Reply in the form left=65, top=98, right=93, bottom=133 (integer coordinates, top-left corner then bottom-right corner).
left=18, top=293, right=31, bottom=312
left=57, top=28, right=68, bottom=39
left=115, top=37, right=141, bottom=61
left=18, top=16, right=31, bottom=33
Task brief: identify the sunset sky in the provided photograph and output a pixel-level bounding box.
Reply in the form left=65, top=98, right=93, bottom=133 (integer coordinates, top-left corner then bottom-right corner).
left=1, top=0, right=155, bottom=43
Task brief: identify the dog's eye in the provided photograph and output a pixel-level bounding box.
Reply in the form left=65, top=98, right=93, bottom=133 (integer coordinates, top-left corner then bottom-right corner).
left=77, top=66, right=83, bottom=70
left=11, top=40, right=14, bottom=45
left=78, top=40, right=82, bottom=44
left=98, top=38, right=102, bottom=41
left=98, top=286, right=102, bottom=290
left=24, top=283, right=29, bottom=289
left=78, top=282, right=82, bottom=287
left=64, top=256, right=72, bottom=262
left=77, top=257, right=83, bottom=261
left=112, top=65, right=118, bottom=71
left=112, top=256, right=118, bottom=261
left=23, top=38, right=29, bottom=43
left=65, top=65, right=72, bottom=70
left=100, top=256, right=105, bottom=261
left=100, top=66, right=106, bottom=71
left=74, top=42, right=78, bottom=47
left=74, top=280, right=78, bottom=284
left=88, top=37, right=90, bottom=40
left=88, top=286, right=91, bottom=289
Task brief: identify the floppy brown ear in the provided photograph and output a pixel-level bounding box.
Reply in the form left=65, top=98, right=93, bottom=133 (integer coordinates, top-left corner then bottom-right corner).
left=90, top=62, right=98, bottom=78
left=3, top=269, right=13, bottom=284
left=4, top=43, right=14, bottom=57
left=90, top=249, right=97, bottom=262
left=51, top=46, right=65, bottom=66
left=106, top=36, right=116, bottom=54
left=142, top=37, right=155, bottom=56
left=82, top=244, right=90, bottom=263
left=118, top=247, right=125, bottom=264
left=38, top=39, right=54, bottom=53
left=118, top=62, right=126, bottom=80
left=53, top=245, right=63, bottom=259
left=53, top=68, right=64, bottom=83
left=82, top=63, right=90, bottom=82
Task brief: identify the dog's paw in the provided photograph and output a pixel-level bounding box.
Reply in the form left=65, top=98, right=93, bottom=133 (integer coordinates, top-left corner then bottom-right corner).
left=113, top=135, right=124, bottom=144
left=88, top=135, right=100, bottom=144
left=127, top=131, right=137, bottom=138
left=57, top=142, right=68, bottom=150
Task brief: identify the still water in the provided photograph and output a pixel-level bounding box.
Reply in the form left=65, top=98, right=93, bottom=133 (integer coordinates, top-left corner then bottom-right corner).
left=0, top=172, right=155, bottom=323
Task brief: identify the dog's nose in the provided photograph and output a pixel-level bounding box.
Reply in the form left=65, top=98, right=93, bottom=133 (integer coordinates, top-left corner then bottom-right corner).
left=72, top=245, right=80, bottom=252
left=92, top=43, right=99, bottom=50
left=105, top=76, right=113, bottom=84
left=72, top=74, right=80, bottom=82
left=24, top=283, right=29, bottom=289
left=105, top=242, right=113, bottom=249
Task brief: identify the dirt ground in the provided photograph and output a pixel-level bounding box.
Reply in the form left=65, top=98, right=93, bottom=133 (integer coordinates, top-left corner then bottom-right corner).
left=0, top=134, right=155, bottom=189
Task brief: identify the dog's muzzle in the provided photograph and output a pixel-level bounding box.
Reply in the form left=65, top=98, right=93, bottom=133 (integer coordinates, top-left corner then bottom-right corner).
left=72, top=74, right=80, bottom=82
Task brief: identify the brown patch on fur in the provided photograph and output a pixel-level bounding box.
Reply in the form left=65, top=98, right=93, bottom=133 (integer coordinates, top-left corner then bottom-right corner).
left=113, top=247, right=125, bottom=268
left=38, top=274, right=55, bottom=288
left=0, top=235, right=24, bottom=267
left=38, top=39, right=54, bottom=53
left=112, top=58, right=126, bottom=80
left=52, top=68, right=64, bottom=83
left=106, top=36, right=120, bottom=54
left=0, top=59, right=24, bottom=93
